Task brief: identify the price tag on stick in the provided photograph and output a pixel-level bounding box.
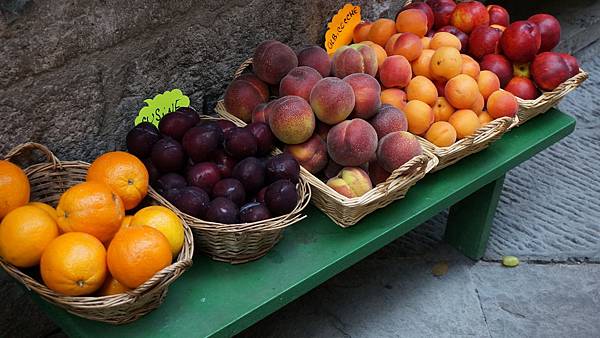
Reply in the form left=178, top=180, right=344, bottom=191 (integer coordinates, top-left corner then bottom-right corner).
left=134, top=89, right=191, bottom=127
left=324, top=4, right=362, bottom=56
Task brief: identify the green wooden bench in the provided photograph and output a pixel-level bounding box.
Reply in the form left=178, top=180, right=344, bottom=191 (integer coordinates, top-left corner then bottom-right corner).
left=33, top=108, right=575, bottom=338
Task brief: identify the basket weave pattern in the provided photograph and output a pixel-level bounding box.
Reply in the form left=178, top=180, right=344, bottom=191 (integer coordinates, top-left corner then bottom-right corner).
left=0, top=142, right=194, bottom=324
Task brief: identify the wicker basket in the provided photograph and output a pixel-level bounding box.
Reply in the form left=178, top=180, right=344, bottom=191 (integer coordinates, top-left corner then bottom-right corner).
left=154, top=115, right=311, bottom=264
left=0, top=142, right=194, bottom=324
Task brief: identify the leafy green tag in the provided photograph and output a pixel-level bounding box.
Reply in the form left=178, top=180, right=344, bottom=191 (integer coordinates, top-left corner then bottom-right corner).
left=134, top=89, right=190, bottom=127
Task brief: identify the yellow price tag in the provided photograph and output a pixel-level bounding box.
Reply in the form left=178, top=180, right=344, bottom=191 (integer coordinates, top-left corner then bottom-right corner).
left=324, top=4, right=362, bottom=56
left=134, top=89, right=191, bottom=127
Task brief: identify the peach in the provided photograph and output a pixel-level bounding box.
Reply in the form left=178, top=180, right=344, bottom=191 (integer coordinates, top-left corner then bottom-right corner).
left=478, top=111, right=493, bottom=124
left=486, top=90, right=518, bottom=119
left=297, top=45, right=332, bottom=78
left=430, top=46, right=463, bottom=81
left=471, top=93, right=485, bottom=115
left=450, top=1, right=490, bottom=34
left=406, top=76, right=437, bottom=106
left=224, top=75, right=269, bottom=122
left=327, top=167, right=373, bottom=198
left=477, top=70, right=501, bottom=100
left=279, top=66, right=323, bottom=101
left=368, top=160, right=390, bottom=185
left=379, top=55, right=412, bottom=88
left=327, top=119, right=378, bottom=166
left=429, top=32, right=462, bottom=50
left=285, top=135, right=328, bottom=174
left=448, top=109, right=481, bottom=139
left=268, top=96, right=316, bottom=144
left=252, top=40, right=298, bottom=85
left=404, top=100, right=434, bottom=135
left=360, top=41, right=387, bottom=69
left=332, top=44, right=378, bottom=78
left=344, top=73, right=382, bottom=120
left=385, top=32, right=423, bottom=62
left=368, top=18, right=397, bottom=46
left=370, top=104, right=408, bottom=138
left=252, top=102, right=272, bottom=124
left=411, top=49, right=435, bottom=78
left=425, top=121, right=457, bottom=147
left=353, top=21, right=372, bottom=43
left=421, top=36, right=431, bottom=49
left=395, top=9, right=428, bottom=37
left=310, top=77, right=355, bottom=125
left=432, top=96, right=455, bottom=122
left=376, top=131, right=423, bottom=172
left=380, top=88, right=407, bottom=110
left=461, top=54, right=480, bottom=78
left=445, top=74, right=479, bottom=109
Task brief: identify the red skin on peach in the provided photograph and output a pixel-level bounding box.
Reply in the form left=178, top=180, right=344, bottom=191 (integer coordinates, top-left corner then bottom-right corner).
left=385, top=32, right=423, bottom=62
left=224, top=75, right=269, bottom=123
left=297, top=45, right=332, bottom=77
left=486, top=90, right=518, bottom=118
left=368, top=160, right=391, bottom=186
left=284, top=135, right=328, bottom=174
left=402, top=2, right=435, bottom=31
left=251, top=102, right=270, bottom=124
left=332, top=44, right=378, bottom=78
left=450, top=1, right=490, bottom=34
left=379, top=55, right=412, bottom=88
left=505, top=77, right=540, bottom=100
left=268, top=95, right=315, bottom=145
left=327, top=119, right=378, bottom=167
left=252, top=40, right=298, bottom=85
left=310, top=77, right=356, bottom=125
left=369, top=104, right=408, bottom=139
left=376, top=131, right=423, bottom=173
left=344, top=73, right=382, bottom=120
left=279, top=66, right=323, bottom=102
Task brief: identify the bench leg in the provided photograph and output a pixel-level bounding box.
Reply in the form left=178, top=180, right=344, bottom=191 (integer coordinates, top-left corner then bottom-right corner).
left=444, top=175, right=505, bottom=260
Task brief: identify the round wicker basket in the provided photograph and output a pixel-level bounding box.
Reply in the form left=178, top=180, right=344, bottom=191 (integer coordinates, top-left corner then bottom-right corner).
left=0, top=142, right=194, bottom=324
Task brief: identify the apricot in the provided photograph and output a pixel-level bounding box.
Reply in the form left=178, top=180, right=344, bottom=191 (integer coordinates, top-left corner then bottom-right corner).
left=279, top=66, right=323, bottom=102
left=471, top=93, right=485, bottom=115
left=376, top=131, right=423, bottom=172
left=370, top=104, right=408, bottom=138
left=406, top=76, right=437, bottom=106
left=353, top=21, right=372, bottom=43
left=344, top=73, right=382, bottom=120
left=360, top=41, right=387, bottom=69
left=461, top=54, right=480, bottom=78
left=445, top=74, right=479, bottom=109
left=224, top=75, right=269, bottom=122
left=253, top=40, right=298, bottom=85
left=429, top=32, right=462, bottom=50
left=327, top=119, right=378, bottom=166
left=411, top=49, right=434, bottom=78
left=477, top=70, right=501, bottom=100
left=432, top=97, right=455, bottom=122
left=395, top=9, right=428, bottom=37
left=478, top=111, right=493, bottom=124
left=421, top=36, right=431, bottom=49
left=310, top=77, right=355, bottom=125
left=385, top=33, right=423, bottom=62
left=430, top=46, right=463, bottom=81
left=297, top=45, right=332, bottom=77
left=448, top=109, right=481, bottom=139
left=269, top=96, right=316, bottom=144
left=284, top=135, right=328, bottom=174
left=379, top=55, right=412, bottom=88
left=332, top=44, right=378, bottom=78
left=487, top=90, right=518, bottom=119
left=425, top=121, right=457, bottom=147
left=404, top=100, right=434, bottom=135
left=380, top=88, right=407, bottom=110
left=368, top=18, right=397, bottom=47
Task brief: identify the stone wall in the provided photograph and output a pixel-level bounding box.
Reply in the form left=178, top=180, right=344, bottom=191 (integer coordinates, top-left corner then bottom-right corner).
left=0, top=0, right=397, bottom=161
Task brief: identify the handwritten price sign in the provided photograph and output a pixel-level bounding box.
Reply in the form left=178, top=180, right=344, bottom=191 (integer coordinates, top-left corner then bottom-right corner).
left=324, top=4, right=361, bottom=55
left=134, top=89, right=191, bottom=127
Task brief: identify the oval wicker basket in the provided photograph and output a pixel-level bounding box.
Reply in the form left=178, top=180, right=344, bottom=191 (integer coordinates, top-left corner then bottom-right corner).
left=0, top=142, right=194, bottom=324
left=155, top=115, right=311, bottom=264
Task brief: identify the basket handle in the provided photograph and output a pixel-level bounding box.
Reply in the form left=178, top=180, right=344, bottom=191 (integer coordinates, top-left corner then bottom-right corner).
left=4, top=142, right=61, bottom=169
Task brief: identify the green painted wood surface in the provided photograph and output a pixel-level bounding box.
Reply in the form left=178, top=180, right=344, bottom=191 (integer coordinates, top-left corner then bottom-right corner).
left=34, top=108, right=575, bottom=338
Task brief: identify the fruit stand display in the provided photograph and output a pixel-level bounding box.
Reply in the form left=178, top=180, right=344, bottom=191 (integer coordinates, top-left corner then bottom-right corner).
left=0, top=143, right=193, bottom=323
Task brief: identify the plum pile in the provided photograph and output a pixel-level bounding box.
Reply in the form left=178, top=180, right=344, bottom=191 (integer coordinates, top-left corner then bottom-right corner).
left=126, top=107, right=300, bottom=224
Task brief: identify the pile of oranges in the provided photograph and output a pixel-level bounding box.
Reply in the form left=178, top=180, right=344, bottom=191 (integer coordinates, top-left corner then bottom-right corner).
left=0, top=151, right=184, bottom=296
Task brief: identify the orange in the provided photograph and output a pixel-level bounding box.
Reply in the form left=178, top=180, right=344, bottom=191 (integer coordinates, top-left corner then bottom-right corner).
left=27, top=202, right=58, bottom=223
left=131, top=206, right=184, bottom=256
left=107, top=226, right=172, bottom=289
left=97, top=274, right=130, bottom=296
left=0, top=206, right=59, bottom=268
left=0, top=160, right=30, bottom=219
left=40, top=232, right=107, bottom=296
left=56, top=181, right=125, bottom=242
left=87, top=151, right=149, bottom=210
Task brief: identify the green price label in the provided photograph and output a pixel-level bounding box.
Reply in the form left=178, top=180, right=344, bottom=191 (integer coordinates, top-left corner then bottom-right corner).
left=134, top=89, right=191, bottom=127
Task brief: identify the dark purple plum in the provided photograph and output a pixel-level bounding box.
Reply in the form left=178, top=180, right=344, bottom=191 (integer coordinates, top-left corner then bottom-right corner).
left=151, top=137, right=185, bottom=173
left=142, top=158, right=160, bottom=184
left=212, top=150, right=237, bottom=178
left=155, top=173, right=187, bottom=194
left=158, top=111, right=196, bottom=141
left=176, top=107, right=201, bottom=125
left=216, top=120, right=237, bottom=134
left=126, top=122, right=161, bottom=159
left=172, top=186, right=209, bottom=218
left=186, top=162, right=221, bottom=192
left=199, top=121, right=225, bottom=141
left=264, top=180, right=298, bottom=216
left=224, top=127, right=258, bottom=159
left=255, top=186, right=268, bottom=203
left=205, top=197, right=239, bottom=224
left=182, top=125, right=222, bottom=163
left=239, top=202, right=272, bottom=223
left=245, top=122, right=274, bottom=155
left=212, top=178, right=246, bottom=206
left=265, top=153, right=300, bottom=183
left=163, top=187, right=182, bottom=204
left=232, top=157, right=266, bottom=194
